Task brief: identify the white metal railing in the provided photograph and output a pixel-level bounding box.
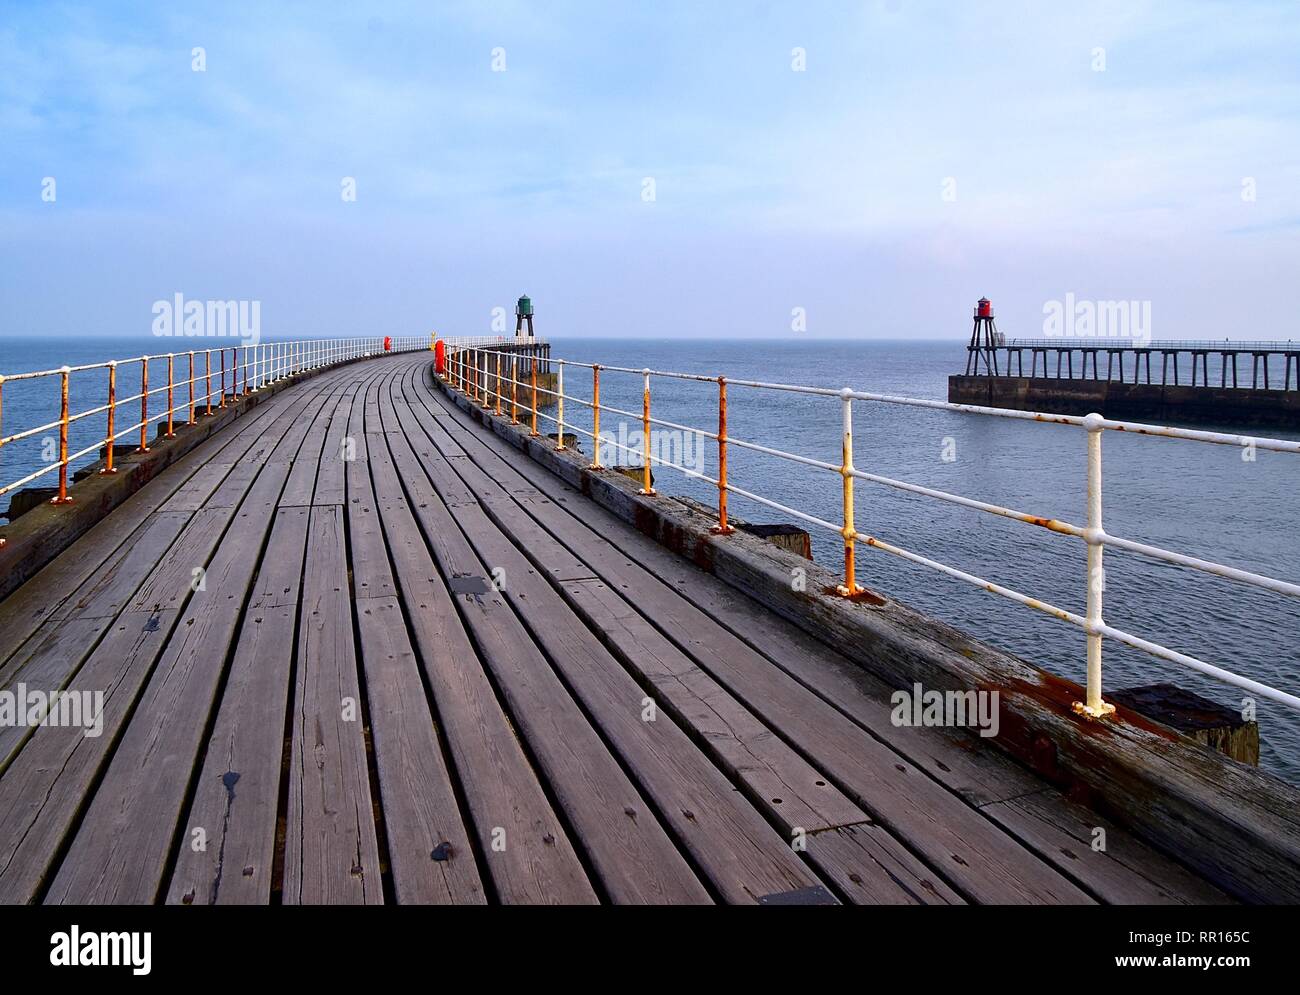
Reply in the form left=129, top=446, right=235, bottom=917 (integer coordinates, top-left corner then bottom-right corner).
left=0, top=335, right=500, bottom=519
left=1006, top=338, right=1298, bottom=351
left=445, top=343, right=1300, bottom=719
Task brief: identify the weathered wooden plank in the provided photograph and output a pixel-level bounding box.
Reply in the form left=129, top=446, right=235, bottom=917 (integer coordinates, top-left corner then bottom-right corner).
left=44, top=465, right=292, bottom=903
left=366, top=411, right=600, bottom=904
left=355, top=597, right=486, bottom=904
left=0, top=616, right=109, bottom=770
left=282, top=504, right=382, bottom=904
left=164, top=508, right=310, bottom=905
left=384, top=376, right=796, bottom=903
left=314, top=372, right=371, bottom=507
left=48, top=511, right=194, bottom=622
left=0, top=609, right=180, bottom=903
left=806, top=824, right=964, bottom=904
left=981, top=789, right=1233, bottom=905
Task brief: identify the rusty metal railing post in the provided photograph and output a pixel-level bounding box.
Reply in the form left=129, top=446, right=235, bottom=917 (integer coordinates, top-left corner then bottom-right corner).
left=716, top=376, right=733, bottom=533
left=165, top=353, right=176, bottom=437
left=188, top=352, right=196, bottom=424
left=495, top=352, right=503, bottom=415
left=555, top=361, right=566, bottom=449
left=100, top=362, right=118, bottom=474
left=1075, top=413, right=1116, bottom=720
left=51, top=366, right=72, bottom=504
left=205, top=351, right=213, bottom=415
left=836, top=389, right=862, bottom=596
left=589, top=364, right=602, bottom=469
left=639, top=368, right=655, bottom=495
left=137, top=356, right=151, bottom=452
left=529, top=356, right=540, bottom=437
left=219, top=349, right=226, bottom=408
left=510, top=354, right=519, bottom=424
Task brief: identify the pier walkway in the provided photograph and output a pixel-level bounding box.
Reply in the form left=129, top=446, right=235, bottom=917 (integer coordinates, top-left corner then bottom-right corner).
left=0, top=352, right=1236, bottom=904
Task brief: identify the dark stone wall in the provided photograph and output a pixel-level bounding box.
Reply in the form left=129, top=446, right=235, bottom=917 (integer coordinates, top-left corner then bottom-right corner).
left=949, top=375, right=1300, bottom=429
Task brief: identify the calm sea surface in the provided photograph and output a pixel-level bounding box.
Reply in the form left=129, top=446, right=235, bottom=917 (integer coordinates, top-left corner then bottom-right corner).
left=3, top=334, right=1299, bottom=782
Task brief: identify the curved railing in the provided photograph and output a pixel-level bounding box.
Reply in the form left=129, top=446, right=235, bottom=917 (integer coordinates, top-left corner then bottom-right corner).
left=0, top=336, right=506, bottom=522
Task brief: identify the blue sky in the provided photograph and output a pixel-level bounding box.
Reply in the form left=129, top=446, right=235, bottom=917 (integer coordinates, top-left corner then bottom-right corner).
left=1, top=0, right=1298, bottom=341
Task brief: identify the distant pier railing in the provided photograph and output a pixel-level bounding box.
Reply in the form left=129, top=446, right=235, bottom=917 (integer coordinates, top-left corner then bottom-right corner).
left=0, top=335, right=515, bottom=523
left=447, top=342, right=1300, bottom=723
left=967, top=338, right=1300, bottom=389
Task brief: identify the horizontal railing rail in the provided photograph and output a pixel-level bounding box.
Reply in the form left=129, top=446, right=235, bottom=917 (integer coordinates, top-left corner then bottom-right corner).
left=445, top=343, right=1300, bottom=720
left=1004, top=339, right=1299, bottom=351
left=0, top=335, right=509, bottom=526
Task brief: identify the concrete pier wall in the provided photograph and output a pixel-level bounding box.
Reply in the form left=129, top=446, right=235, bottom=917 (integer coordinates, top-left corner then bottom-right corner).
left=949, top=374, right=1300, bottom=429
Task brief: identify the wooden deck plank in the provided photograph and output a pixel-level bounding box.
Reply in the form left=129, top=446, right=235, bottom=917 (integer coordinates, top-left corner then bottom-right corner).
left=343, top=372, right=484, bottom=903
left=383, top=373, right=805, bottom=904
left=0, top=609, right=179, bottom=903
left=164, top=509, right=309, bottom=905
left=981, top=789, right=1234, bottom=905
left=355, top=597, right=486, bottom=904
left=0, top=372, right=360, bottom=904
left=365, top=408, right=601, bottom=903
left=43, top=463, right=294, bottom=903
left=282, top=504, right=382, bottom=905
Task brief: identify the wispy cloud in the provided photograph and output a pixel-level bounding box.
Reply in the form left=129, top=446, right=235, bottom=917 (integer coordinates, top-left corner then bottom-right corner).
left=1, top=1, right=1297, bottom=340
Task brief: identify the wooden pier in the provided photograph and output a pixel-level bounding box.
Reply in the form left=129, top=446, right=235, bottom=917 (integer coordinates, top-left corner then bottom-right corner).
left=0, top=351, right=1288, bottom=904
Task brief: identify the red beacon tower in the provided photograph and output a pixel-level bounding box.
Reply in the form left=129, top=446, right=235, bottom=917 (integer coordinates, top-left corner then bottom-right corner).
left=965, top=297, right=1001, bottom=375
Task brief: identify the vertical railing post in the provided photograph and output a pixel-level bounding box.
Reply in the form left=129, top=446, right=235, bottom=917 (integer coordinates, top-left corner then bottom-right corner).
left=166, top=353, right=176, bottom=437
left=205, top=351, right=213, bottom=415
left=590, top=365, right=602, bottom=468
left=510, top=355, right=519, bottom=424
left=836, top=390, right=862, bottom=596
left=188, top=352, right=195, bottom=424
left=138, top=356, right=151, bottom=452
left=100, top=362, right=117, bottom=474
left=716, top=376, right=732, bottom=532
left=495, top=352, right=503, bottom=415
left=529, top=356, right=540, bottom=437
left=639, top=368, right=654, bottom=495
left=52, top=366, right=72, bottom=504
left=555, top=361, right=566, bottom=449
left=1077, top=413, right=1115, bottom=719
left=219, top=349, right=227, bottom=408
